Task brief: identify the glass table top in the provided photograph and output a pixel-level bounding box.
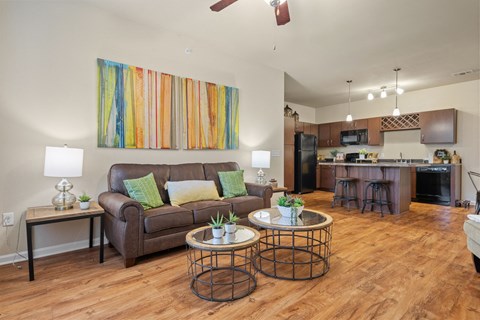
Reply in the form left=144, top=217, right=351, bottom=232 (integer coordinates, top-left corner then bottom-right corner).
left=250, top=208, right=329, bottom=228
left=192, top=227, right=255, bottom=245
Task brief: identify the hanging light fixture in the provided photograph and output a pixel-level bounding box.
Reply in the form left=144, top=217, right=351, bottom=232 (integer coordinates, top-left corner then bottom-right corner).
left=367, top=92, right=374, bottom=100
left=346, top=80, right=353, bottom=122
left=380, top=86, right=387, bottom=98
left=393, top=68, right=401, bottom=116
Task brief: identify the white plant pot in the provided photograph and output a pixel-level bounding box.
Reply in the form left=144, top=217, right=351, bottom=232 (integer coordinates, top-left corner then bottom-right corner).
left=225, top=223, right=236, bottom=234
left=359, top=154, right=366, bottom=159
left=212, top=227, right=224, bottom=239
left=79, top=202, right=90, bottom=210
left=277, top=205, right=304, bottom=218
left=443, top=160, right=449, bottom=164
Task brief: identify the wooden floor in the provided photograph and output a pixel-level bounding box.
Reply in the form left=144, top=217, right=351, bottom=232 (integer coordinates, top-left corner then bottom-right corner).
left=1, top=191, right=479, bottom=320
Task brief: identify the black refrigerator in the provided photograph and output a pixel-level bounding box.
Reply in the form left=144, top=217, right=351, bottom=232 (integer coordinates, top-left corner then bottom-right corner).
left=294, top=133, right=317, bottom=194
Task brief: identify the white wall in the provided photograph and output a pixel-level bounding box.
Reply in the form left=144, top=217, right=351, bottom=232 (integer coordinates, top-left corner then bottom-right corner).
left=284, top=102, right=316, bottom=122
left=315, top=80, right=480, bottom=201
left=0, top=2, right=285, bottom=260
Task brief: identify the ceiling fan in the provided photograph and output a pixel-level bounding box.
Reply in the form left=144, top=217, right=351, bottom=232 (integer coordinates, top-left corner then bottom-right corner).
left=210, top=0, right=291, bottom=26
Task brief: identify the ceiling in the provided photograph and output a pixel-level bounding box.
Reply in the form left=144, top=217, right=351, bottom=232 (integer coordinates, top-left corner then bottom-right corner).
left=87, top=0, right=480, bottom=108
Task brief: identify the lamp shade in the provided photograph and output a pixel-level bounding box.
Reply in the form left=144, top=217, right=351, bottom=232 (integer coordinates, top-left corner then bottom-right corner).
left=252, top=150, right=271, bottom=169
left=44, top=146, right=84, bottom=177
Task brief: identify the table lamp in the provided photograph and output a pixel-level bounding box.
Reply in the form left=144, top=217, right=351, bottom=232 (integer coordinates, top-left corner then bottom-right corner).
left=252, top=150, right=271, bottom=185
left=44, top=145, right=84, bottom=210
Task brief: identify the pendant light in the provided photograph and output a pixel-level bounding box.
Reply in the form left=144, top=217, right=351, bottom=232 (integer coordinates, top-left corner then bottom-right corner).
left=392, top=68, right=401, bottom=116
left=346, top=80, right=353, bottom=122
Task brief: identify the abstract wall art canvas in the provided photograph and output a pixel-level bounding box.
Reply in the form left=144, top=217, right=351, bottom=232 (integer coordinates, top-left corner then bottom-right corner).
left=97, top=58, right=239, bottom=150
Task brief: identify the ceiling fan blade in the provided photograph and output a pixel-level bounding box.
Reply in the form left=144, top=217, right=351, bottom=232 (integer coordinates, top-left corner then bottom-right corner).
left=210, top=0, right=238, bottom=12
left=275, top=1, right=290, bottom=25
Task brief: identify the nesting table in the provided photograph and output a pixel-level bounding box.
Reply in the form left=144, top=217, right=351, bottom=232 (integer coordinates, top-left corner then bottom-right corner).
left=248, top=208, right=333, bottom=280
left=185, top=226, right=260, bottom=302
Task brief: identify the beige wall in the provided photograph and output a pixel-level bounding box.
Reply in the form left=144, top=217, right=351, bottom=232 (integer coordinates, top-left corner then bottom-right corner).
left=315, top=80, right=480, bottom=201
left=0, top=2, right=284, bottom=260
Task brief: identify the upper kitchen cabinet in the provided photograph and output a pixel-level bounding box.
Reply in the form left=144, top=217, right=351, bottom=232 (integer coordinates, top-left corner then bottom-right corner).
left=367, top=117, right=383, bottom=146
left=342, top=119, right=367, bottom=131
left=294, top=120, right=304, bottom=133
left=420, top=108, right=457, bottom=144
left=318, top=122, right=342, bottom=147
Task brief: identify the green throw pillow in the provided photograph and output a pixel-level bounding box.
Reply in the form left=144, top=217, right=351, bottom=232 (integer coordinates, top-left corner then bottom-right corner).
left=218, top=170, right=248, bottom=198
left=123, top=173, right=164, bottom=210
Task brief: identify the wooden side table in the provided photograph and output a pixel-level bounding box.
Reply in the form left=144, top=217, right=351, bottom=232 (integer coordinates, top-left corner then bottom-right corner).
left=26, top=201, right=105, bottom=281
left=272, top=186, right=288, bottom=196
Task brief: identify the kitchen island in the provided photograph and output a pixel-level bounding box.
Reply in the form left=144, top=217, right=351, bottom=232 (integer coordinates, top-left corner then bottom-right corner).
left=319, top=162, right=416, bottom=214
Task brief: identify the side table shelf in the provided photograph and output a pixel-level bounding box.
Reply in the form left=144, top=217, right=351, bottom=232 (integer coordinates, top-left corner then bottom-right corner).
left=26, top=201, right=105, bottom=281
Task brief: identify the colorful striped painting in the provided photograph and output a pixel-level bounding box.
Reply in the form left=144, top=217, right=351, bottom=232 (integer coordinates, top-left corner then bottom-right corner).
left=97, top=59, right=239, bottom=150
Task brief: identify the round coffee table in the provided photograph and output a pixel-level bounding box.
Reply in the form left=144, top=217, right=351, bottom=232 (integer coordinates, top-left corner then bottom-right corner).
left=248, top=208, right=333, bottom=280
left=185, top=225, right=260, bottom=301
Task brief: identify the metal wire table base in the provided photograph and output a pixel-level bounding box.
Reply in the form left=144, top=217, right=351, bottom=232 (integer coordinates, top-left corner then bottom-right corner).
left=187, top=246, right=258, bottom=302
left=253, top=227, right=332, bottom=280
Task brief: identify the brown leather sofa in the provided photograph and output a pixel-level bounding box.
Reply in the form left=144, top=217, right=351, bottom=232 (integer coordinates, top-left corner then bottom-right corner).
left=98, top=162, right=273, bottom=267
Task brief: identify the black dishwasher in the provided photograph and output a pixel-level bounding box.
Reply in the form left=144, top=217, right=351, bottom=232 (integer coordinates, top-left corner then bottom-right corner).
left=415, top=166, right=451, bottom=205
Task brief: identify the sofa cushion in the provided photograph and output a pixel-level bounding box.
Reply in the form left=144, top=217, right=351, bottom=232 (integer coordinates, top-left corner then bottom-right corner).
left=123, top=173, right=164, bottom=210
left=218, top=170, right=248, bottom=198
left=181, top=200, right=231, bottom=224
left=222, top=196, right=264, bottom=218
left=204, top=162, right=240, bottom=197
left=464, top=220, right=480, bottom=258
left=143, top=205, right=193, bottom=233
left=169, top=163, right=205, bottom=181
left=109, top=164, right=170, bottom=203
left=166, top=180, right=221, bottom=206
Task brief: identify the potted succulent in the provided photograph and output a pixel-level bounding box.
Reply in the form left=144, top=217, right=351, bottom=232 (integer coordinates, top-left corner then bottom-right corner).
left=224, top=211, right=239, bottom=234
left=277, top=195, right=305, bottom=218
left=208, top=212, right=225, bottom=239
left=442, top=154, right=451, bottom=164
left=78, top=192, right=92, bottom=210
left=359, top=148, right=368, bottom=160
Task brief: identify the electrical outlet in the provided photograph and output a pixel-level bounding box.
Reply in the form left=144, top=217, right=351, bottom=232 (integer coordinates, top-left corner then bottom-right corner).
left=2, top=212, right=14, bottom=227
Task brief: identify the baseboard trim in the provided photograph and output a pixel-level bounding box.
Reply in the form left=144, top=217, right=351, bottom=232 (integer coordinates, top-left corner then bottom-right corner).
left=0, top=237, right=107, bottom=266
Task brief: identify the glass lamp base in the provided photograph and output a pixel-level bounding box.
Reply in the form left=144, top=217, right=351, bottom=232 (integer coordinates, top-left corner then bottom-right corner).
left=256, top=169, right=267, bottom=185
left=52, top=178, right=76, bottom=210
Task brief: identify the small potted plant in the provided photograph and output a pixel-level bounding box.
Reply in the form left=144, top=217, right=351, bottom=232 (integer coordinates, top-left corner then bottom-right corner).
left=208, top=212, right=225, bottom=239
left=359, top=148, right=368, bottom=160
left=225, top=211, right=239, bottom=234
left=78, top=192, right=92, bottom=210
left=277, top=195, right=304, bottom=218
left=442, top=154, right=451, bottom=164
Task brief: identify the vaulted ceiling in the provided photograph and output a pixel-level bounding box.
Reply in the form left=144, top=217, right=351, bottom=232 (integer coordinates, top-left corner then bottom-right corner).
left=88, top=0, right=480, bottom=107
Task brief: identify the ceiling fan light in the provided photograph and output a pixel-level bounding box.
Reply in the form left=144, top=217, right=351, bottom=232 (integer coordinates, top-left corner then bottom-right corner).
left=396, top=87, right=404, bottom=95
left=367, top=92, right=374, bottom=100
left=346, top=114, right=353, bottom=122
left=393, top=107, right=400, bottom=116
left=380, top=90, right=387, bottom=98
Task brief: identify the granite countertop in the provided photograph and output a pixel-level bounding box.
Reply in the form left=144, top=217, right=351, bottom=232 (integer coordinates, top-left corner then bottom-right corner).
left=317, top=162, right=461, bottom=167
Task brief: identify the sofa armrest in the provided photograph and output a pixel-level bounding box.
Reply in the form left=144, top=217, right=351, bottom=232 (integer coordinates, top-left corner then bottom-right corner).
left=245, top=182, right=273, bottom=208
left=98, top=191, right=143, bottom=221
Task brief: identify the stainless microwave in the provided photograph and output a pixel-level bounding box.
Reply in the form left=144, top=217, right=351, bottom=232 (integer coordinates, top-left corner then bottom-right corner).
left=340, top=129, right=368, bottom=145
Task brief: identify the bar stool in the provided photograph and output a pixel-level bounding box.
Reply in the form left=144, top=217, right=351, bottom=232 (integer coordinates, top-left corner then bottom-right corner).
left=361, top=179, right=392, bottom=217
left=331, top=177, right=359, bottom=210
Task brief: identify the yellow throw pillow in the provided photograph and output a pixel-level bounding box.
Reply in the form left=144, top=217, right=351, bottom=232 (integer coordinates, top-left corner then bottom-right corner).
left=165, top=180, right=221, bottom=206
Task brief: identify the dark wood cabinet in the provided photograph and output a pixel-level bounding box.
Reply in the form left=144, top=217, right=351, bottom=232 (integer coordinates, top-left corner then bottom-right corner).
left=284, top=117, right=295, bottom=145
left=342, top=119, right=367, bottom=131
left=318, top=122, right=342, bottom=148
left=294, top=120, right=304, bottom=133
left=319, top=165, right=336, bottom=191
left=420, top=109, right=457, bottom=144
left=367, top=117, right=383, bottom=146
left=284, top=144, right=295, bottom=192
left=316, top=166, right=321, bottom=189
left=410, top=166, right=416, bottom=199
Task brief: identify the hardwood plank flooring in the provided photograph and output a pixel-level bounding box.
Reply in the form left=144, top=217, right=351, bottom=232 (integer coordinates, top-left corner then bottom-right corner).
left=1, top=191, right=479, bottom=319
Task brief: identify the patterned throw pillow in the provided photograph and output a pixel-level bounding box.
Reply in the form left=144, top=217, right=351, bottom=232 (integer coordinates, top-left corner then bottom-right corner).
left=123, top=173, right=164, bottom=210
left=218, top=170, right=248, bottom=198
